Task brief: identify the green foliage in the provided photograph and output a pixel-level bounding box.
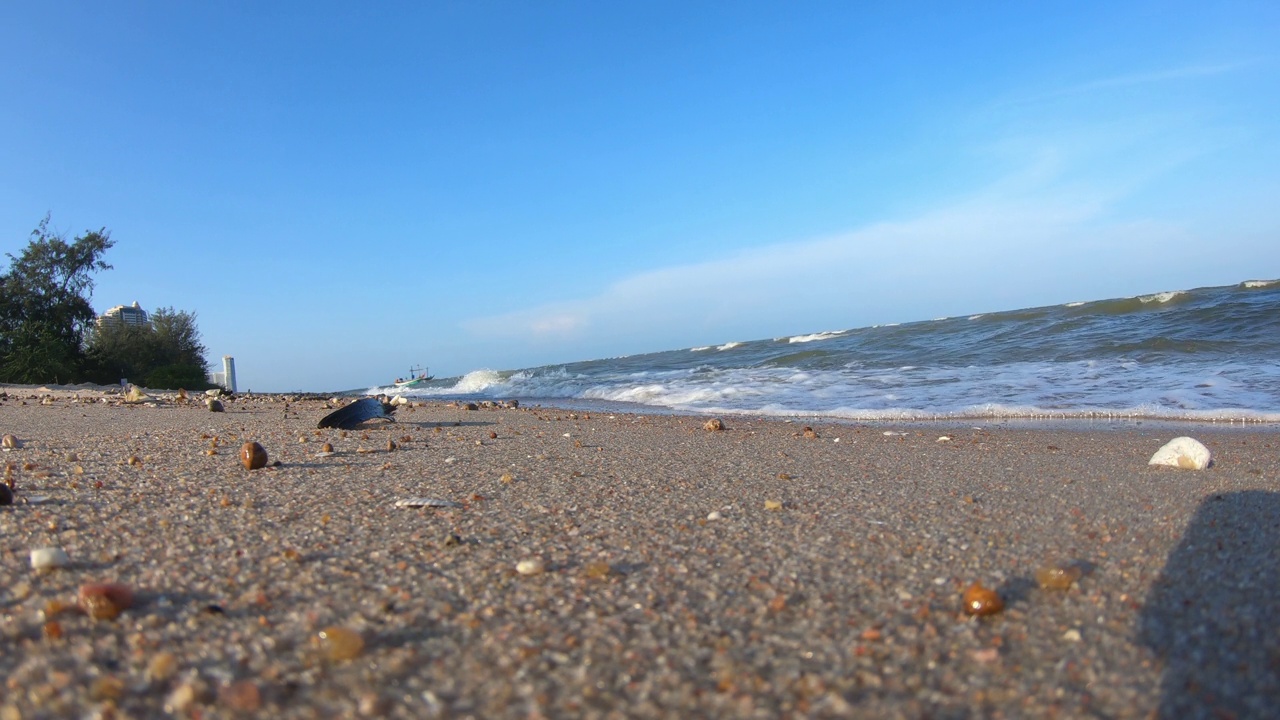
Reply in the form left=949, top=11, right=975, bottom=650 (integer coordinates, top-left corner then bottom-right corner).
left=83, top=307, right=212, bottom=389
left=0, top=215, right=114, bottom=384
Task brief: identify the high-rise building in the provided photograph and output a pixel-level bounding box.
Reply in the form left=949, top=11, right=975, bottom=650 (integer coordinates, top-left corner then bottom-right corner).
left=211, top=356, right=238, bottom=392
left=97, top=301, right=149, bottom=329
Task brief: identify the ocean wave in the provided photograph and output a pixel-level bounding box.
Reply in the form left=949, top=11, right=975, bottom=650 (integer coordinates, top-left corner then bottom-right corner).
left=1243, top=279, right=1279, bottom=289
left=787, top=331, right=845, bottom=343
left=717, top=342, right=744, bottom=351
left=1138, top=290, right=1187, bottom=304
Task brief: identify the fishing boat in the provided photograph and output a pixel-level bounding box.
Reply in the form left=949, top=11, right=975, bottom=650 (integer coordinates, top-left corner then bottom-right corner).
left=392, top=365, right=433, bottom=388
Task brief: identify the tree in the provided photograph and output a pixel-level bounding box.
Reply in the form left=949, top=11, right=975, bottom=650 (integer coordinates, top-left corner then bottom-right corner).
left=83, top=306, right=212, bottom=389
left=0, top=216, right=113, bottom=384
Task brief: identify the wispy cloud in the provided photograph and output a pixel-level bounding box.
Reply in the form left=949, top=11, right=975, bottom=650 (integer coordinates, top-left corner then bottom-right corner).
left=998, top=60, right=1256, bottom=108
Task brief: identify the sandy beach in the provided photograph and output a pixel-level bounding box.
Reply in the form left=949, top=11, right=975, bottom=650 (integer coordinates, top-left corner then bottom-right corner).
left=2, top=386, right=1279, bottom=718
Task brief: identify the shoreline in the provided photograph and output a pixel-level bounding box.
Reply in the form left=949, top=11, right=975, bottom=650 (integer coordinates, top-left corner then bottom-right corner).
left=3, top=392, right=1278, bottom=716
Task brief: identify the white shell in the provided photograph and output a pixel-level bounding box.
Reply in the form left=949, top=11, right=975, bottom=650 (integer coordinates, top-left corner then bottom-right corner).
left=30, top=547, right=70, bottom=570
left=394, top=497, right=462, bottom=509
left=1148, top=436, right=1212, bottom=470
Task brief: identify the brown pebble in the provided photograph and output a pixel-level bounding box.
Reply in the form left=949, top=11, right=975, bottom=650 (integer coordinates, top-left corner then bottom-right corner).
left=240, top=442, right=268, bottom=470
left=962, top=582, right=1004, bottom=616
left=777, top=472, right=792, bottom=480
left=320, top=442, right=334, bottom=453
left=583, top=561, right=612, bottom=579
left=126, top=455, right=141, bottom=466
left=148, top=651, right=179, bottom=681
left=42, top=620, right=63, bottom=640
left=803, top=426, right=818, bottom=439
left=317, top=626, right=364, bottom=661
left=79, top=583, right=135, bottom=620
left=386, top=439, right=397, bottom=451
left=489, top=431, right=498, bottom=439
left=1035, top=563, right=1083, bottom=590
left=703, top=418, right=725, bottom=432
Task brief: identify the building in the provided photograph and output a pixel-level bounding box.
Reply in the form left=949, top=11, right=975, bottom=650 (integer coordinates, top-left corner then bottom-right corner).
left=210, top=356, right=237, bottom=392
left=97, top=301, right=149, bottom=329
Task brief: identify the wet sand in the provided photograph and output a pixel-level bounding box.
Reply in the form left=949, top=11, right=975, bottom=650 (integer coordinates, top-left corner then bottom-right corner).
left=2, top=387, right=1279, bottom=718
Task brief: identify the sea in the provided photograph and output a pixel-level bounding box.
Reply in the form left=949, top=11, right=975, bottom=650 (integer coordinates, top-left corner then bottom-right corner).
left=371, top=279, right=1280, bottom=424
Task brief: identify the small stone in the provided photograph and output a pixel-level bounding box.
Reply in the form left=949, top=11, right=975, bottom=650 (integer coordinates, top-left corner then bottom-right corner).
left=1035, top=563, right=1083, bottom=590
left=937, top=436, right=952, bottom=442
left=703, top=418, right=725, bottom=432
left=207, top=398, right=224, bottom=412
left=78, top=582, right=135, bottom=620
left=1062, top=628, right=1082, bottom=642
left=240, top=442, right=268, bottom=470
left=1, top=434, right=17, bottom=449
left=962, top=582, right=1004, bottom=616
left=148, top=651, right=179, bottom=681
left=317, top=626, right=364, bottom=661
left=90, top=675, right=125, bottom=702
left=0, top=484, right=11, bottom=506
left=500, top=472, right=514, bottom=484
left=803, top=426, right=818, bottom=439
left=764, top=499, right=783, bottom=511
left=777, top=472, right=792, bottom=480
left=386, top=439, right=397, bottom=451
left=30, top=547, right=70, bottom=570
left=124, top=385, right=149, bottom=403
left=516, top=558, right=546, bottom=575
left=1149, top=436, right=1211, bottom=470
left=219, top=680, right=262, bottom=711
left=583, top=561, right=612, bottom=579
left=320, top=442, right=334, bottom=453
left=42, top=620, right=63, bottom=640
left=127, top=455, right=142, bottom=466
left=706, top=511, right=723, bottom=521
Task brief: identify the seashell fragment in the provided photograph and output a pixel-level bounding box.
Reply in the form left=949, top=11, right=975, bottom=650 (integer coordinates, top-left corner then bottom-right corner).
left=394, top=497, right=463, bottom=509
left=962, top=582, right=1004, bottom=616
left=1148, top=436, right=1211, bottom=469
left=30, top=547, right=70, bottom=570
left=1, top=434, right=18, bottom=449
left=240, top=442, right=268, bottom=470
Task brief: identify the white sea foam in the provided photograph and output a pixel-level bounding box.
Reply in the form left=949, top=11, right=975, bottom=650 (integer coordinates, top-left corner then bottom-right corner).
left=787, top=331, right=844, bottom=343
left=716, top=342, right=743, bottom=351
left=1065, top=301, right=1085, bottom=307
left=968, top=314, right=985, bottom=321
left=690, top=346, right=712, bottom=352
left=1138, top=290, right=1186, bottom=304
left=1243, top=279, right=1278, bottom=288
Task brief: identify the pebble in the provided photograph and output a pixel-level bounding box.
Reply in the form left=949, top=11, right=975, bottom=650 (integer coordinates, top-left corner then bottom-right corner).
left=394, top=497, right=463, bottom=509
left=1148, top=436, right=1211, bottom=470
left=704, top=418, right=725, bottom=432
left=764, top=499, right=783, bottom=511
left=240, top=442, right=268, bottom=470
left=706, top=510, right=723, bottom=521
left=320, top=442, right=334, bottom=453
left=1062, top=628, right=1083, bottom=642
left=148, top=651, right=179, bottom=681
left=1035, top=563, right=1083, bottom=590
left=583, top=561, right=612, bottom=579
left=1, top=434, right=18, bottom=449
left=317, top=626, right=364, bottom=661
left=962, top=582, right=1005, bottom=616
left=207, top=398, right=224, bottom=413
left=0, top=484, right=11, bottom=505
left=516, top=558, right=546, bottom=575
left=30, top=547, right=70, bottom=570
left=78, top=582, right=135, bottom=620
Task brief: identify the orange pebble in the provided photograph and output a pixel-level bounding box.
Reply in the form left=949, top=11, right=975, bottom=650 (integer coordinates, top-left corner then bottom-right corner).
left=962, top=582, right=1004, bottom=616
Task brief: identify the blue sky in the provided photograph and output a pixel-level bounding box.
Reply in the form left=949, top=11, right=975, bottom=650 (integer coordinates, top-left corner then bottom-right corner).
left=2, top=2, right=1277, bottom=392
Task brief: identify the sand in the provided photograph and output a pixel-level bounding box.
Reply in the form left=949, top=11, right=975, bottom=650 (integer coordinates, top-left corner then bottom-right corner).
left=2, top=386, right=1279, bottom=718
